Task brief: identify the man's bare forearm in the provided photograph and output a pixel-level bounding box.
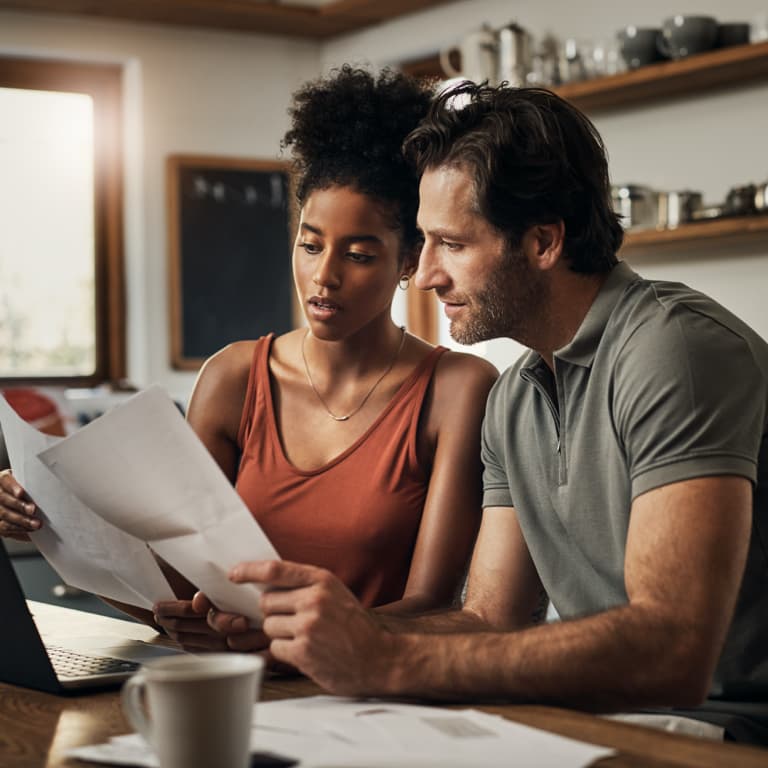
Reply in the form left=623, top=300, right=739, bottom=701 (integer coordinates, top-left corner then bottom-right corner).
left=378, top=603, right=715, bottom=710
left=375, top=606, right=492, bottom=634
left=374, top=586, right=549, bottom=634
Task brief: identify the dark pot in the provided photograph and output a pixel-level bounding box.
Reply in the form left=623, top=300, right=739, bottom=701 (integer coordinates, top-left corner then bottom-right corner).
left=724, top=184, right=758, bottom=216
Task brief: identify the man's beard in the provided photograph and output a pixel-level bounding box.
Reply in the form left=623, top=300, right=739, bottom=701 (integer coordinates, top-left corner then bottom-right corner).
left=449, top=247, right=546, bottom=346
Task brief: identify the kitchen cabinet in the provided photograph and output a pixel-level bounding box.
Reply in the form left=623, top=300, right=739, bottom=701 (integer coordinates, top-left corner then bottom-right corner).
left=400, top=40, right=768, bottom=277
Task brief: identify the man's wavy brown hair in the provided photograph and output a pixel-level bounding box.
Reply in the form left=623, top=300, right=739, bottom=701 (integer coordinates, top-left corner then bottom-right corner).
left=403, top=83, right=623, bottom=273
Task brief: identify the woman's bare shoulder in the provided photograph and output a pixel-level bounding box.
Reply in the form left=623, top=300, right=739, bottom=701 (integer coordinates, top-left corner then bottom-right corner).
left=414, top=344, right=498, bottom=433
left=424, top=349, right=498, bottom=429
left=197, top=340, right=259, bottom=388
left=435, top=348, right=499, bottom=390
left=198, top=331, right=305, bottom=390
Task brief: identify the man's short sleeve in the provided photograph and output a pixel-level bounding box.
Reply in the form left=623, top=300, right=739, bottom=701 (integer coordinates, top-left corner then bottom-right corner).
left=612, top=305, right=766, bottom=499
left=481, top=378, right=515, bottom=508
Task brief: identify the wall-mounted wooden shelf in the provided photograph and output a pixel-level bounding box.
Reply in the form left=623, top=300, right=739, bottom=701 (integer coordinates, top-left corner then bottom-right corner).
left=400, top=40, right=768, bottom=113
left=557, top=40, right=768, bottom=112
left=621, top=215, right=768, bottom=256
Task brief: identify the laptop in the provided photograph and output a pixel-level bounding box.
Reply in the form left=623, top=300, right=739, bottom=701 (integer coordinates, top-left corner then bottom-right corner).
left=0, top=543, right=185, bottom=693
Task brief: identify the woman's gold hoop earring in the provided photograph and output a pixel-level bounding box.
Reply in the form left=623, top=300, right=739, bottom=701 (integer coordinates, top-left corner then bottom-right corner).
left=398, top=275, right=410, bottom=291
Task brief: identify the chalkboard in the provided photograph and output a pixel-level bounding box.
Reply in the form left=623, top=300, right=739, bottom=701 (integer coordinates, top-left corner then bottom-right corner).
left=167, top=155, right=295, bottom=370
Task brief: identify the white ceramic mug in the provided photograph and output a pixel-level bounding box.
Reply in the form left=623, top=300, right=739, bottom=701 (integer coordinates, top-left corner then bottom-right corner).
left=121, top=653, right=264, bottom=768
left=440, top=26, right=498, bottom=84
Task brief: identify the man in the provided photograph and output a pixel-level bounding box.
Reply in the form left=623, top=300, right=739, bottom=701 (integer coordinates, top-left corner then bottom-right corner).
left=207, top=84, right=768, bottom=743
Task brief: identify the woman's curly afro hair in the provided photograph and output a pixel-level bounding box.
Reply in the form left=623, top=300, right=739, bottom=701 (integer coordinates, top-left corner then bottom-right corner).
left=282, top=65, right=434, bottom=257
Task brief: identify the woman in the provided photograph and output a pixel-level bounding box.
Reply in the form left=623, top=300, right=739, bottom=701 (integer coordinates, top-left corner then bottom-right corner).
left=0, top=67, right=497, bottom=650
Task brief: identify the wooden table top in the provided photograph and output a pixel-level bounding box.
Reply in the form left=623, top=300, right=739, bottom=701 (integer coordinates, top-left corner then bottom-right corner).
left=2, top=602, right=767, bottom=768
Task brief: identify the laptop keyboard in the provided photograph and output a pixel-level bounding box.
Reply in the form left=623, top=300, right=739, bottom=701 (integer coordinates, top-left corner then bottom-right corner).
left=48, top=645, right=140, bottom=677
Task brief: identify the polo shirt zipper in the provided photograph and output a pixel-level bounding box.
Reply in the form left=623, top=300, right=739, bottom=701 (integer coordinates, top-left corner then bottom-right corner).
left=521, top=368, right=567, bottom=485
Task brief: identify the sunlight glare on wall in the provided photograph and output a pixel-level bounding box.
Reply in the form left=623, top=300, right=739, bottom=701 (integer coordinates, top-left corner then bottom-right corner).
left=0, top=86, right=96, bottom=377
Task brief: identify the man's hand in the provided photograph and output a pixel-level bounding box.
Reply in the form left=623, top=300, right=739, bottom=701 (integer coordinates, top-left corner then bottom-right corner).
left=0, top=469, right=40, bottom=541
left=222, top=560, right=397, bottom=695
left=153, top=597, right=230, bottom=651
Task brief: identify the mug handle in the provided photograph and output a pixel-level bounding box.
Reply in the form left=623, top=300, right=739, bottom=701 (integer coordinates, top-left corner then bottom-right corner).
left=656, top=31, right=671, bottom=58
left=121, top=674, right=154, bottom=746
left=439, top=47, right=462, bottom=78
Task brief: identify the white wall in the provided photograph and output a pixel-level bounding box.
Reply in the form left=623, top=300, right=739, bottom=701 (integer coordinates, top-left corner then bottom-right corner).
left=323, top=0, right=768, bottom=373
left=0, top=10, right=320, bottom=401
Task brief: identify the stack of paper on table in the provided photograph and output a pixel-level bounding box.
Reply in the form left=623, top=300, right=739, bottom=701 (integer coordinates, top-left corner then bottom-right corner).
left=0, top=387, right=278, bottom=622
left=68, top=695, right=615, bottom=767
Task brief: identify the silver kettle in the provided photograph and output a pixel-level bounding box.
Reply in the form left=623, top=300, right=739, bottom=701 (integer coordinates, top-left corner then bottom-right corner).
left=497, top=22, right=533, bottom=87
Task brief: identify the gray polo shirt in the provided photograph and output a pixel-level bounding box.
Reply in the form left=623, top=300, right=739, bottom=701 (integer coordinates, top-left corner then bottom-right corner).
left=482, top=262, right=768, bottom=704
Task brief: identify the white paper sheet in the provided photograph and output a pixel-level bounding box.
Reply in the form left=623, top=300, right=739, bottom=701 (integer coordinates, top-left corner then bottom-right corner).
left=0, top=395, right=175, bottom=609
left=37, top=386, right=279, bottom=622
left=67, top=695, right=615, bottom=767
left=251, top=696, right=615, bottom=767
left=605, top=712, right=725, bottom=740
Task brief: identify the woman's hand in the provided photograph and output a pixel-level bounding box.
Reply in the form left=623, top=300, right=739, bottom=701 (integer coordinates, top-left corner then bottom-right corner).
left=196, top=592, right=272, bottom=656
left=153, top=597, right=231, bottom=652
left=0, top=469, right=41, bottom=541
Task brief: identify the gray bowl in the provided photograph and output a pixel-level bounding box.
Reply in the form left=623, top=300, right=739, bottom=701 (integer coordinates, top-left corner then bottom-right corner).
left=617, top=26, right=665, bottom=68
left=716, top=22, right=751, bottom=48
left=659, top=15, right=718, bottom=59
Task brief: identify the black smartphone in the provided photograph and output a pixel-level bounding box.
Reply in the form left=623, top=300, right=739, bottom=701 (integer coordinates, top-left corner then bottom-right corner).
left=251, top=752, right=298, bottom=768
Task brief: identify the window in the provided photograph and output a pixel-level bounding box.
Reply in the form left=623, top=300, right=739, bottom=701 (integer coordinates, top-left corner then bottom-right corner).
left=0, top=57, right=125, bottom=384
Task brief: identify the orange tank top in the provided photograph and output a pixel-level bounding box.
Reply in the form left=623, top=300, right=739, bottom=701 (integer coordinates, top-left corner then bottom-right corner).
left=235, top=335, right=447, bottom=608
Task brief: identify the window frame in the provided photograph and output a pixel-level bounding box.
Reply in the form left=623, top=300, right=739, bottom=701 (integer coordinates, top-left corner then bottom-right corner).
left=0, top=55, right=126, bottom=385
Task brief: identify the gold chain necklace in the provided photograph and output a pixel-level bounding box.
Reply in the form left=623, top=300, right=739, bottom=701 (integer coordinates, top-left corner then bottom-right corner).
left=301, top=326, right=406, bottom=422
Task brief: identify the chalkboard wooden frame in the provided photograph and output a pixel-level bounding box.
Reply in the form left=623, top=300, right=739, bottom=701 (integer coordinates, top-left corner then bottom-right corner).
left=167, top=154, right=296, bottom=370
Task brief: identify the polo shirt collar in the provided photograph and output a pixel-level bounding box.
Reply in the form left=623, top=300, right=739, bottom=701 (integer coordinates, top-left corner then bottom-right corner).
left=554, top=261, right=640, bottom=368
